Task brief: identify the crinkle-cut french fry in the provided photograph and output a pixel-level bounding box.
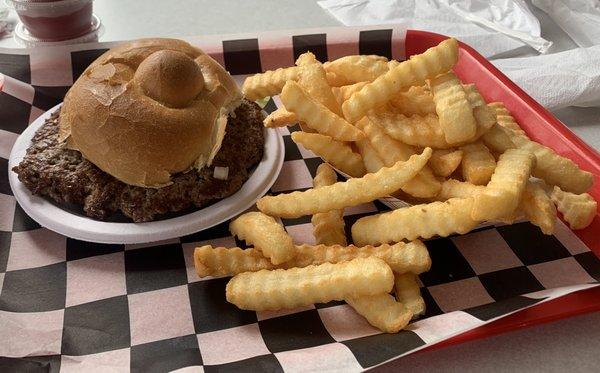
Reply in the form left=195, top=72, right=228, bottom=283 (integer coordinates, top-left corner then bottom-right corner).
left=488, top=103, right=593, bottom=193
left=292, top=132, right=366, bottom=178
left=370, top=111, right=452, bottom=149
left=257, top=148, right=432, bottom=218
left=263, top=107, right=298, bottom=128
left=355, top=139, right=385, bottom=173
left=437, top=179, right=485, bottom=201
left=194, top=241, right=431, bottom=278
left=357, top=117, right=415, bottom=160
left=323, top=55, right=389, bottom=86
left=431, top=72, right=477, bottom=144
left=229, top=212, right=295, bottom=265
left=401, top=167, right=441, bottom=198
left=311, top=164, right=347, bottom=246
left=463, top=85, right=496, bottom=137
left=357, top=117, right=441, bottom=198
left=352, top=198, right=479, bottom=245
left=437, top=179, right=555, bottom=232
left=194, top=246, right=275, bottom=278
left=551, top=186, right=597, bottom=230
left=346, top=294, right=412, bottom=333
left=429, top=149, right=463, bottom=178
left=312, top=162, right=339, bottom=190
left=297, top=60, right=343, bottom=116
left=462, top=84, right=487, bottom=107
left=389, top=85, right=436, bottom=115
left=298, top=122, right=316, bottom=133
left=242, top=66, right=300, bottom=101
left=332, top=81, right=369, bottom=105
left=509, top=133, right=594, bottom=194
left=489, top=102, right=526, bottom=135
left=342, top=38, right=459, bottom=123
left=460, top=142, right=497, bottom=185
left=281, top=81, right=364, bottom=141
left=521, top=181, right=557, bottom=235
left=482, top=123, right=515, bottom=153
left=225, top=257, right=394, bottom=311
left=295, top=51, right=317, bottom=66
left=388, top=60, right=401, bottom=69
left=394, top=273, right=426, bottom=320
left=293, top=241, right=432, bottom=274
left=471, top=149, right=536, bottom=221
left=325, top=71, right=349, bottom=87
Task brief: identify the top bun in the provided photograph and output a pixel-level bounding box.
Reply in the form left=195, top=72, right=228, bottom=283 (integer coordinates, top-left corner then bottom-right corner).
left=59, top=38, right=242, bottom=188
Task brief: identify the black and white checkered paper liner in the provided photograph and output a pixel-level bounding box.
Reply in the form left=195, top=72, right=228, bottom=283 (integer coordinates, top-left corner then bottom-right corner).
left=0, top=26, right=599, bottom=372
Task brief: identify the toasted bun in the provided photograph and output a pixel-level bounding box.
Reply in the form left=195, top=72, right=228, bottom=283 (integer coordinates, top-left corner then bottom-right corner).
left=59, top=38, right=241, bottom=187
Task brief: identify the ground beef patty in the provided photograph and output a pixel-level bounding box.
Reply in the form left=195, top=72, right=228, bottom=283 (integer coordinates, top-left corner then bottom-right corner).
left=13, top=99, right=265, bottom=222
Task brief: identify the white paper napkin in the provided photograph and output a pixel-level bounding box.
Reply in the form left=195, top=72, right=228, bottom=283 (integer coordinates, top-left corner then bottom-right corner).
left=317, top=0, right=551, bottom=57
left=532, top=0, right=600, bottom=48
left=0, top=7, right=12, bottom=37
left=493, top=45, right=600, bottom=109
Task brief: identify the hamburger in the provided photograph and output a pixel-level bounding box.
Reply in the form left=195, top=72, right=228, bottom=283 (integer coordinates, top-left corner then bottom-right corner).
left=12, top=38, right=265, bottom=222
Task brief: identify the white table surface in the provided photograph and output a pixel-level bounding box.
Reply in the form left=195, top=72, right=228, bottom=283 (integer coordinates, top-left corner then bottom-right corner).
left=1, top=1, right=599, bottom=371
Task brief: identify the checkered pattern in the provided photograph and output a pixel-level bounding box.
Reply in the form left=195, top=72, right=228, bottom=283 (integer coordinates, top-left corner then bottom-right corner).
left=1, top=26, right=599, bottom=372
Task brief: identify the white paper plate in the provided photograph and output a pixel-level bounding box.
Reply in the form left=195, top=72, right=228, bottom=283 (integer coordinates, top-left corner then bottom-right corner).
left=8, top=103, right=284, bottom=244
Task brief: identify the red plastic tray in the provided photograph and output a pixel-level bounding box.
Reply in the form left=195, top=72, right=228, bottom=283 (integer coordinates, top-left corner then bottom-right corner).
left=405, top=30, right=600, bottom=351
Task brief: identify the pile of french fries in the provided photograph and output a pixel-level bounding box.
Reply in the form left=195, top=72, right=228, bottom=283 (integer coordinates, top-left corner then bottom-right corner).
left=194, top=38, right=597, bottom=334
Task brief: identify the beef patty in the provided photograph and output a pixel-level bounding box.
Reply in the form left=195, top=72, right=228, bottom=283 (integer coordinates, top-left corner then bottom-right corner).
left=13, top=99, right=265, bottom=222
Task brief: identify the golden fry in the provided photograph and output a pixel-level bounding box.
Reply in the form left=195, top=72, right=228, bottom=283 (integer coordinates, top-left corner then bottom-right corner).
left=225, top=257, right=394, bottom=311
left=370, top=111, right=452, bottom=149
left=355, top=139, right=385, bottom=173
left=463, top=85, right=496, bottom=138
left=298, top=59, right=343, bottom=116
left=311, top=164, right=347, bottom=246
left=471, top=149, right=536, bottom=221
left=331, top=81, right=369, bottom=105
left=460, top=142, right=496, bottom=185
left=346, top=294, right=412, bottom=333
left=389, top=85, right=436, bottom=115
left=357, top=117, right=441, bottom=198
left=293, top=241, right=432, bottom=274
left=489, top=102, right=526, bottom=135
left=295, top=51, right=317, bottom=66
left=352, top=198, right=479, bottom=245
left=281, top=81, right=364, bottom=141
left=431, top=72, right=477, bottom=143
left=263, top=107, right=298, bottom=128
left=510, top=133, right=593, bottom=194
left=291, top=132, right=366, bottom=177
left=489, top=103, right=592, bottom=193
left=438, top=179, right=556, bottom=232
left=551, top=186, right=597, bottom=230
left=242, top=66, right=300, bottom=101
left=356, top=117, right=415, bottom=161
left=342, top=38, right=458, bottom=123
left=194, top=246, right=275, bottom=278
left=323, top=55, right=389, bottom=85
left=462, top=84, right=487, bottom=107
left=437, top=179, right=484, bottom=201
left=194, top=241, right=431, bottom=278
left=481, top=123, right=515, bottom=153
left=325, top=71, right=349, bottom=87
left=521, top=181, right=557, bottom=235
left=429, top=149, right=463, bottom=178
left=229, top=212, right=295, bottom=265
left=257, top=148, right=432, bottom=218
left=394, top=273, right=426, bottom=319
